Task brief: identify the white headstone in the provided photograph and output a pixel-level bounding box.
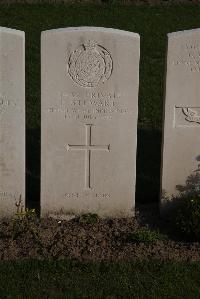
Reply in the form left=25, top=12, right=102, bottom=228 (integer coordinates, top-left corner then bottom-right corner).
left=161, top=29, right=200, bottom=214
left=0, top=27, right=25, bottom=217
left=41, top=27, right=140, bottom=218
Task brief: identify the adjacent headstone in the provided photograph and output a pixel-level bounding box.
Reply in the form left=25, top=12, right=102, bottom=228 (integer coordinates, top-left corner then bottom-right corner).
left=161, top=29, right=200, bottom=215
left=41, top=27, right=140, bottom=218
left=0, top=27, right=25, bottom=217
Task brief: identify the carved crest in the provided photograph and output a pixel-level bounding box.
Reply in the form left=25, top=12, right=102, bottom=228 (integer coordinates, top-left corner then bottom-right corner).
left=182, top=107, right=200, bottom=124
left=68, top=40, right=113, bottom=88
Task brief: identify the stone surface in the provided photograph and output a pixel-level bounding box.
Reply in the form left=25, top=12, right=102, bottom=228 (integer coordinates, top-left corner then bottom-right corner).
left=161, top=29, right=200, bottom=214
left=41, top=27, right=140, bottom=218
left=0, top=27, right=25, bottom=217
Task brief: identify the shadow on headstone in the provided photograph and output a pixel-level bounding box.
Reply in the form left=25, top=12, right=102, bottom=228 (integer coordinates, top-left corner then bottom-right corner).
left=176, top=172, right=200, bottom=196
left=136, top=171, right=200, bottom=238
left=161, top=169, right=200, bottom=217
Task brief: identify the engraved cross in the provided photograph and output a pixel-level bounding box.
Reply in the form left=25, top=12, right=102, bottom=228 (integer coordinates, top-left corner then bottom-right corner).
left=66, top=124, right=110, bottom=190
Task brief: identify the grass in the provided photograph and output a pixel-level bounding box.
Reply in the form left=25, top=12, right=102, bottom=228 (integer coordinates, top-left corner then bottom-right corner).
left=0, top=259, right=199, bottom=298
left=0, top=3, right=200, bottom=204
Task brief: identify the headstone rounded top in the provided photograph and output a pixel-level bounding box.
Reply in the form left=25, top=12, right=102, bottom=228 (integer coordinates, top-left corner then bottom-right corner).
left=41, top=26, right=140, bottom=39
left=0, top=27, right=24, bottom=36
left=168, top=28, right=200, bottom=39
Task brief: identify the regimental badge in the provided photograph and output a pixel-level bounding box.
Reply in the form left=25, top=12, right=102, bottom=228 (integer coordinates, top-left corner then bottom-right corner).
left=182, top=107, right=200, bottom=124
left=68, top=40, right=113, bottom=88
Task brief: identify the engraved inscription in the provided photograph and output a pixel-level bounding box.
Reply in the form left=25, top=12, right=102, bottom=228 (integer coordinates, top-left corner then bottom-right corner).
left=66, top=124, right=110, bottom=190
left=46, top=91, right=134, bottom=121
left=175, top=106, right=200, bottom=127
left=0, top=94, right=17, bottom=116
left=68, top=40, right=113, bottom=88
left=64, top=192, right=111, bottom=199
left=0, top=191, right=18, bottom=201
left=65, top=192, right=79, bottom=199
left=172, top=43, right=200, bottom=72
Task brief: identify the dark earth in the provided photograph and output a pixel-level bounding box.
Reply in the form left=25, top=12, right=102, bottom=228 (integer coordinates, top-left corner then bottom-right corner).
left=0, top=204, right=199, bottom=261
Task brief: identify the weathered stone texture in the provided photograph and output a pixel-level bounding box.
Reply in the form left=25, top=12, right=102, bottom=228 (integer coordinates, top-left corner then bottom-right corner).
left=0, top=27, right=25, bottom=217
left=41, top=27, right=140, bottom=218
left=161, top=29, right=200, bottom=214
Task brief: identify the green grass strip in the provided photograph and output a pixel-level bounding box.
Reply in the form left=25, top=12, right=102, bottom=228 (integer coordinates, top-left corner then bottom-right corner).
left=0, top=259, right=199, bottom=298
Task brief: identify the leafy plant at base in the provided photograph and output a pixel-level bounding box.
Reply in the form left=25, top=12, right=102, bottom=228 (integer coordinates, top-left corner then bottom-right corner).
left=12, top=197, right=43, bottom=248
left=12, top=208, right=37, bottom=239
left=79, top=213, right=100, bottom=224
left=176, top=197, right=200, bottom=241
left=12, top=207, right=46, bottom=256
left=129, top=227, right=168, bottom=244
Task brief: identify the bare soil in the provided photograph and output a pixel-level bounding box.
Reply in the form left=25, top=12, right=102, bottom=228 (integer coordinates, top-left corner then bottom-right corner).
left=0, top=204, right=199, bottom=261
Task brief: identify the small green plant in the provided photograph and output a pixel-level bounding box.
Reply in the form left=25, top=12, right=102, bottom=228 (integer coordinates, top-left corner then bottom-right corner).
left=12, top=206, right=46, bottom=256
left=129, top=227, right=168, bottom=244
left=12, top=208, right=37, bottom=239
left=12, top=197, right=38, bottom=239
left=79, top=213, right=99, bottom=224
left=176, top=197, right=200, bottom=241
